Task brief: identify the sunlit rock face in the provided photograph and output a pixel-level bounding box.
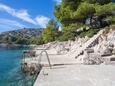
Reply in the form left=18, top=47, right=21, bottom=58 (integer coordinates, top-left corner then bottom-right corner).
left=81, top=30, right=115, bottom=65
left=107, top=31, right=115, bottom=45
left=94, top=41, right=114, bottom=56
left=94, top=30, right=115, bottom=55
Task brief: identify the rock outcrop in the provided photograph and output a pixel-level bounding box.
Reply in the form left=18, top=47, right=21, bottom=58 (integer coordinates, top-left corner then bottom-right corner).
left=35, top=27, right=115, bottom=65
left=83, top=29, right=115, bottom=65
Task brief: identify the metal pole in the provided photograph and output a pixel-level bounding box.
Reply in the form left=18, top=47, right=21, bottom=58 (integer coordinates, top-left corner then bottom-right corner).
left=44, top=50, right=52, bottom=69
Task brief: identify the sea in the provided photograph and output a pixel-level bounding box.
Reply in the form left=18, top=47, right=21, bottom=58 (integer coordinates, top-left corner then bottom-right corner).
left=0, top=46, right=36, bottom=86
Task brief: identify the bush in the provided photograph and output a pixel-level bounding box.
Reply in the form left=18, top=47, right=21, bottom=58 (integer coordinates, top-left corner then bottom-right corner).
left=79, top=29, right=98, bottom=38
left=29, top=36, right=44, bottom=45
left=102, top=27, right=110, bottom=36
left=57, top=31, right=75, bottom=41
left=107, top=16, right=115, bottom=25
left=110, top=24, right=115, bottom=30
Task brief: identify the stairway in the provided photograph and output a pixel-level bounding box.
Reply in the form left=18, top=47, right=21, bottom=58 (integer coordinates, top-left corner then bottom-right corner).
left=69, top=30, right=104, bottom=59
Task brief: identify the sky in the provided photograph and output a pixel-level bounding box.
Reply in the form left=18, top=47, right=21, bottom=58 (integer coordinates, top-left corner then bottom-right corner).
left=0, top=0, right=61, bottom=33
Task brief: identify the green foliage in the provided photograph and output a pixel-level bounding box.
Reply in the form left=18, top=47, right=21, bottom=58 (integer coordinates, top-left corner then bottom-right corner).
left=54, top=6, right=73, bottom=25
left=54, top=0, right=83, bottom=26
left=73, top=2, right=95, bottom=20
left=85, top=0, right=112, bottom=5
left=110, top=24, right=115, bottom=30
left=42, top=19, right=59, bottom=43
left=2, top=35, right=9, bottom=43
left=61, top=0, right=80, bottom=10
left=63, top=23, right=83, bottom=32
left=0, top=28, right=42, bottom=45
left=54, top=0, right=114, bottom=27
left=57, top=31, right=75, bottom=41
left=29, top=36, right=44, bottom=45
left=95, top=3, right=115, bottom=16
left=79, top=29, right=98, bottom=38
left=102, top=27, right=110, bottom=36
left=14, top=37, right=28, bottom=44
left=107, top=16, right=115, bottom=25
left=11, top=36, right=18, bottom=42
left=1, top=35, right=28, bottom=44
left=29, top=0, right=114, bottom=43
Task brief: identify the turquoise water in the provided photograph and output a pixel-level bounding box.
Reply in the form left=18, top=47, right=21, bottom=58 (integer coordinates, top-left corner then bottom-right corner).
left=0, top=47, right=36, bottom=86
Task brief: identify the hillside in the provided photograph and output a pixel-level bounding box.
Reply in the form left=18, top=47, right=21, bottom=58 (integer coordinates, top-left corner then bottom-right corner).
left=0, top=28, right=43, bottom=44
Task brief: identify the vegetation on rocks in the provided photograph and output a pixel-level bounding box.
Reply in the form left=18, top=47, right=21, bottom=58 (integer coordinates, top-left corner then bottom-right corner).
left=42, top=19, right=59, bottom=43
left=53, top=0, right=115, bottom=41
left=0, top=28, right=42, bottom=45
left=25, top=0, right=115, bottom=44
left=0, top=0, right=114, bottom=45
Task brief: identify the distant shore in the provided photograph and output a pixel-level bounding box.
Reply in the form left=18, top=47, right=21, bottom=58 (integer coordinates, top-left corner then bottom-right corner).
left=0, top=43, right=37, bottom=48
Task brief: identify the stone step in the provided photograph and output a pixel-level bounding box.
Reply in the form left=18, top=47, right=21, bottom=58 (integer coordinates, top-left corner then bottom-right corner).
left=103, top=55, right=115, bottom=64
left=70, top=30, right=103, bottom=59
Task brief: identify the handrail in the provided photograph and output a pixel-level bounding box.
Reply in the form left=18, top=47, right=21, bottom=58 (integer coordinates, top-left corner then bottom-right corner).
left=37, top=49, right=52, bottom=69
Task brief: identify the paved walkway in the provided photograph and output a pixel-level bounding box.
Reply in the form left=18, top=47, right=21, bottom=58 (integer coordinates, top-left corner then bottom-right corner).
left=34, top=65, right=115, bottom=86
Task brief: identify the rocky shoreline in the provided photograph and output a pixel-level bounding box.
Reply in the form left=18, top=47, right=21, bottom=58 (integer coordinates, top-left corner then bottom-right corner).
left=21, top=27, right=115, bottom=75
left=20, top=27, right=115, bottom=86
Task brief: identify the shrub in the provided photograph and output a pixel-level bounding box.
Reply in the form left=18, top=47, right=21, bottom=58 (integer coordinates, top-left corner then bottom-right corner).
left=29, top=36, right=44, bottom=45
left=79, top=29, right=98, bottom=38
left=110, top=24, right=115, bottom=30
left=57, top=31, right=75, bottom=41
left=102, top=26, right=110, bottom=36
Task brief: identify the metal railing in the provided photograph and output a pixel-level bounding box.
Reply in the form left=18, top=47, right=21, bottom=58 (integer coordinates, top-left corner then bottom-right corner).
left=37, top=49, right=52, bottom=69
left=22, top=49, right=52, bottom=69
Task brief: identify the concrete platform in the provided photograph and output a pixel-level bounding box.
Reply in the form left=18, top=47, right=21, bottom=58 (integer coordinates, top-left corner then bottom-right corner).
left=34, top=65, right=115, bottom=86
left=23, top=54, right=80, bottom=66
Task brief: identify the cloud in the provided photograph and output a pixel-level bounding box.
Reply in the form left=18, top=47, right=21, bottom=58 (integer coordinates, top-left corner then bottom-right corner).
left=0, top=3, right=50, bottom=28
left=15, top=10, right=37, bottom=24
left=0, top=19, right=26, bottom=32
left=0, top=3, right=36, bottom=24
left=54, top=0, right=62, bottom=4
left=35, top=16, right=50, bottom=28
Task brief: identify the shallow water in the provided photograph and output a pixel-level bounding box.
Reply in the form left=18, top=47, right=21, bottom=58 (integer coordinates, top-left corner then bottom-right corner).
left=0, top=47, right=36, bottom=86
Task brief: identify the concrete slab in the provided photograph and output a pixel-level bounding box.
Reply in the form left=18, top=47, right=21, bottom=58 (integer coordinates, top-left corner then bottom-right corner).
left=34, top=65, right=115, bottom=86
left=24, top=54, right=80, bottom=66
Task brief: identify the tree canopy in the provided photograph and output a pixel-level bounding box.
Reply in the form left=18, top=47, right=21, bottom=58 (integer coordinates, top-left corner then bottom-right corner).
left=29, top=0, right=115, bottom=44
left=54, top=0, right=115, bottom=27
